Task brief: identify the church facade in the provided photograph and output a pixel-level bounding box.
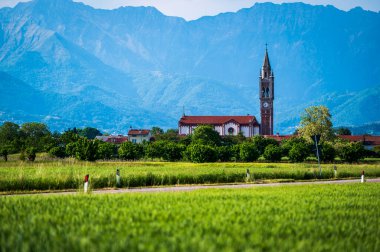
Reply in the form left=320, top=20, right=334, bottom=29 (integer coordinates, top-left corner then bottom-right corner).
left=178, top=48, right=274, bottom=137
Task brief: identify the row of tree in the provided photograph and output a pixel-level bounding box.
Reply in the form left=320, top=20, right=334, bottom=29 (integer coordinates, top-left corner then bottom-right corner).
left=0, top=106, right=376, bottom=163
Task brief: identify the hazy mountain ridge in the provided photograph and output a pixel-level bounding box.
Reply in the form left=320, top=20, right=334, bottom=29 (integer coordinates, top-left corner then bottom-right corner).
left=0, top=0, right=379, bottom=133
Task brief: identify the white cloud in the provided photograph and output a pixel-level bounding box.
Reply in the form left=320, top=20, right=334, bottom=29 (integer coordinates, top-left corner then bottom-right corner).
left=1, top=0, right=379, bottom=20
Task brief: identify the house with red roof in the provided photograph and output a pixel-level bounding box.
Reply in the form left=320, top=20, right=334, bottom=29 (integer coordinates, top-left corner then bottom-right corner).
left=178, top=115, right=260, bottom=137
left=128, top=129, right=151, bottom=144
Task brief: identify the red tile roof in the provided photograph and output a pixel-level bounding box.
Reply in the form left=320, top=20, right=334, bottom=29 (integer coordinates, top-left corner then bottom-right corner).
left=128, top=129, right=150, bottom=136
left=339, top=135, right=380, bottom=145
left=95, top=135, right=128, bottom=144
left=179, top=115, right=258, bottom=125
left=264, top=135, right=294, bottom=141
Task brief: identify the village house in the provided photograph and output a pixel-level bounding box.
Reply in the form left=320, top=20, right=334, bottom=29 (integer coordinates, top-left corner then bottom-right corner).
left=128, top=129, right=151, bottom=144
left=95, top=135, right=128, bottom=144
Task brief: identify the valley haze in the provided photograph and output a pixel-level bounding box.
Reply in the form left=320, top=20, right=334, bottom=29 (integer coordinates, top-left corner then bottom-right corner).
left=0, top=0, right=379, bottom=134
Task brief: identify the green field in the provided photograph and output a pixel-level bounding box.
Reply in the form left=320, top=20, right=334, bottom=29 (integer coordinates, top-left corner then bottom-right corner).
left=1, top=159, right=380, bottom=192
left=1, top=183, right=379, bottom=251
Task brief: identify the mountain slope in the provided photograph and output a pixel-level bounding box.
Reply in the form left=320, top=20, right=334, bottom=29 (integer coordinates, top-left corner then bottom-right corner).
left=0, top=0, right=379, bottom=133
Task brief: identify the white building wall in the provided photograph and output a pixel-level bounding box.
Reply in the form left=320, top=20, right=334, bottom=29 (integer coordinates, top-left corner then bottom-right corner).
left=254, top=126, right=260, bottom=136
left=180, top=126, right=190, bottom=135
left=224, top=122, right=239, bottom=136
left=240, top=126, right=250, bottom=137
left=214, top=126, right=223, bottom=135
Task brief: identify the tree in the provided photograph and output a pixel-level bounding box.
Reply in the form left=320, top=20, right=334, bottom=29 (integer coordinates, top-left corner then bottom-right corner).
left=155, top=129, right=181, bottom=142
left=187, top=144, right=218, bottom=163
left=298, top=105, right=334, bottom=143
left=97, top=142, right=115, bottom=160
left=288, top=142, right=310, bottom=162
left=162, top=142, right=185, bottom=161
left=192, top=125, right=221, bottom=146
left=320, top=142, right=336, bottom=163
left=151, top=127, right=164, bottom=136
left=217, top=146, right=232, bottom=162
left=0, top=122, right=22, bottom=153
left=49, top=146, right=66, bottom=159
left=263, top=144, right=282, bottom=162
left=20, top=122, right=53, bottom=152
left=118, top=142, right=144, bottom=160
left=74, top=138, right=99, bottom=161
left=335, top=141, right=364, bottom=163
left=0, top=147, right=8, bottom=161
left=251, top=135, right=278, bottom=155
left=239, top=142, right=260, bottom=162
left=78, top=127, right=102, bottom=139
left=25, top=147, right=37, bottom=162
left=334, top=127, right=352, bottom=136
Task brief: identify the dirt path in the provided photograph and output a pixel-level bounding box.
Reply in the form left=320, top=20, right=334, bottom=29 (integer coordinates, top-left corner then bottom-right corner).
left=2, top=178, right=380, bottom=197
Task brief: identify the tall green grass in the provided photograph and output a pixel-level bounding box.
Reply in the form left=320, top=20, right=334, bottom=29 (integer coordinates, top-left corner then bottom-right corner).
left=1, top=183, right=379, bottom=251
left=1, top=160, right=379, bottom=191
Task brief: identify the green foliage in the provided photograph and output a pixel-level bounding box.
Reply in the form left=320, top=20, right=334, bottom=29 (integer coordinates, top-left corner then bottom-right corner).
left=298, top=105, right=335, bottom=143
left=151, top=127, right=164, bottom=136
left=320, top=142, right=336, bottom=163
left=97, top=142, right=116, bottom=160
left=0, top=147, right=8, bottom=161
left=335, top=141, right=365, bottom=163
left=216, top=146, right=232, bottom=162
left=0, top=122, right=22, bottom=153
left=251, top=135, right=278, bottom=155
left=280, top=137, right=308, bottom=157
left=145, top=141, right=167, bottom=160
left=1, top=184, right=379, bottom=251
left=289, top=142, right=310, bottom=162
left=187, top=144, right=217, bottom=163
left=191, top=125, right=221, bottom=146
left=162, top=142, right=185, bottom=162
left=20, top=122, right=53, bottom=152
left=60, top=129, right=80, bottom=145
left=154, top=129, right=180, bottom=142
left=239, top=142, right=260, bottom=162
left=263, top=144, right=282, bottom=162
left=334, top=127, right=352, bottom=135
left=118, top=142, right=144, bottom=160
left=48, top=147, right=66, bottom=159
left=74, top=138, right=99, bottom=161
left=221, top=133, right=246, bottom=146
left=77, top=127, right=102, bottom=140
left=25, top=147, right=37, bottom=162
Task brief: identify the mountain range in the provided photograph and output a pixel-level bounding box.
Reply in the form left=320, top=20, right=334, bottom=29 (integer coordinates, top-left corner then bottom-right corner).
left=1, top=0, right=379, bottom=134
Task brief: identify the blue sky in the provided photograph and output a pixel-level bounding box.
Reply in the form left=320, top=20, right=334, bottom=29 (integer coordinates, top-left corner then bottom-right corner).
left=2, top=0, right=379, bottom=20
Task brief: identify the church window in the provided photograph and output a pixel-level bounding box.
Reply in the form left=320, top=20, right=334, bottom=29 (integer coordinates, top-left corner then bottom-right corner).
left=265, top=87, right=270, bottom=97
left=262, top=87, right=265, bottom=98
left=228, top=127, right=234, bottom=135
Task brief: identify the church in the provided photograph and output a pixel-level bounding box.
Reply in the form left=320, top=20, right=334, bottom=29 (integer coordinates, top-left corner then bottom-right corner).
left=178, top=48, right=274, bottom=137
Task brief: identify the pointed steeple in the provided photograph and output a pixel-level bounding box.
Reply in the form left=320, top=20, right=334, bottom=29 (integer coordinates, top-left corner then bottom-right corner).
left=261, top=44, right=272, bottom=78
left=262, top=44, right=271, bottom=70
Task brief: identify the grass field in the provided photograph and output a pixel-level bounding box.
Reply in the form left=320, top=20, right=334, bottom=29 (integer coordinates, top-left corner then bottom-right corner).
left=1, top=159, right=380, bottom=192
left=0, top=183, right=379, bottom=251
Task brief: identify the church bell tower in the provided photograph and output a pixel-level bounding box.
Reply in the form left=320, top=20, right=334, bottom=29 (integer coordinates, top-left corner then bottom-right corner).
left=259, top=46, right=274, bottom=135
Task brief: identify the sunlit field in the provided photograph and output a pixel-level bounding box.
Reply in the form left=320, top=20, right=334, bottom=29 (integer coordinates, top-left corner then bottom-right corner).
left=1, top=183, right=379, bottom=252
left=1, top=158, right=379, bottom=192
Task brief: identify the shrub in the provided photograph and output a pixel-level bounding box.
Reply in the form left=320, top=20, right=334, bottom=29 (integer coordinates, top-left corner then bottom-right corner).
left=251, top=136, right=278, bottom=155
left=74, top=138, right=99, bottom=161
left=336, top=141, right=365, bottom=163
left=162, top=142, right=185, bottom=161
left=320, top=142, right=335, bottom=163
left=217, top=146, right=232, bottom=162
left=49, top=146, right=66, bottom=159
left=187, top=144, right=217, bottom=163
left=289, top=142, right=310, bottom=162
left=239, top=142, right=260, bottom=162
left=0, top=147, right=8, bottom=161
left=119, top=142, right=144, bottom=160
left=263, top=144, right=282, bottom=162
left=145, top=141, right=167, bottom=160
left=97, top=142, right=116, bottom=160
left=25, top=147, right=37, bottom=161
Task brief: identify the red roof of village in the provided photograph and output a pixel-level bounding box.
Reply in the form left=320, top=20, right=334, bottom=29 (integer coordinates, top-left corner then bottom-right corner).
left=264, top=135, right=294, bottom=141
left=179, top=115, right=258, bottom=125
left=339, top=135, right=380, bottom=145
left=128, top=129, right=150, bottom=135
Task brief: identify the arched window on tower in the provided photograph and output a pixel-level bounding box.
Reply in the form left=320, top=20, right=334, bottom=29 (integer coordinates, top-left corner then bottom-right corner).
left=265, top=87, right=270, bottom=98
left=262, top=87, right=265, bottom=98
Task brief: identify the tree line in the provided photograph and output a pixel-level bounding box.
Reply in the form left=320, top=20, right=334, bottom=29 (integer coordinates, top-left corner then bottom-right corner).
left=0, top=107, right=377, bottom=163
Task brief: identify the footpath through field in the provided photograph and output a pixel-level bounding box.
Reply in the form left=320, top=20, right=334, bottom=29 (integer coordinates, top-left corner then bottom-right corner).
left=2, top=178, right=380, bottom=197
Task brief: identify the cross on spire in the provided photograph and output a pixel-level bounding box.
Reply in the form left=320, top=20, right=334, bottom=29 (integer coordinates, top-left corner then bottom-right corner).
left=265, top=43, right=268, bottom=51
